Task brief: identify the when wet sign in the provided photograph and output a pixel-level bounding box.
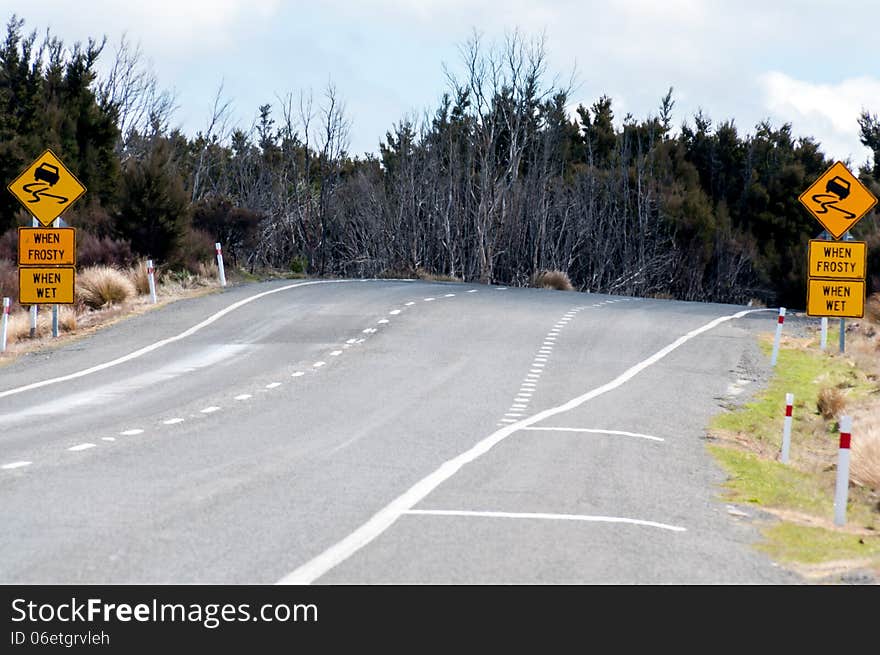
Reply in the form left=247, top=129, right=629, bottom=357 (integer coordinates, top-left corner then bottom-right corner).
left=18, top=266, right=76, bottom=304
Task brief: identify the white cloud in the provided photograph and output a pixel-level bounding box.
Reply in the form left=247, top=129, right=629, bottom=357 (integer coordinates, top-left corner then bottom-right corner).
left=759, top=71, right=880, bottom=164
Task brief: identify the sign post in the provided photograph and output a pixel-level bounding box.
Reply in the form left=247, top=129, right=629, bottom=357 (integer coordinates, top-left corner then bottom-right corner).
left=799, top=163, right=876, bottom=347
left=7, top=150, right=84, bottom=329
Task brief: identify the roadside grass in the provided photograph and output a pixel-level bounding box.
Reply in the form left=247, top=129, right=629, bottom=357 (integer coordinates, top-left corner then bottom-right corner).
left=708, top=313, right=880, bottom=581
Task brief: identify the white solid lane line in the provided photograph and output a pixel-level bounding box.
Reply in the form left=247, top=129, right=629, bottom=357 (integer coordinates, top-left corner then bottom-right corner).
left=120, top=429, right=144, bottom=436
left=201, top=406, right=221, bottom=413
left=522, top=427, right=665, bottom=442
left=278, top=307, right=766, bottom=585
left=0, top=279, right=359, bottom=401
left=402, top=510, right=685, bottom=532
left=2, top=461, right=31, bottom=470
left=68, top=443, right=95, bottom=452
left=235, top=394, right=253, bottom=400
left=163, top=418, right=185, bottom=425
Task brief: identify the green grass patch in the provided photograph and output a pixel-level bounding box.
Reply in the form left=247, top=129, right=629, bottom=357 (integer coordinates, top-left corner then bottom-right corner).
left=712, top=337, right=871, bottom=443
left=709, top=445, right=831, bottom=515
left=757, top=523, right=880, bottom=564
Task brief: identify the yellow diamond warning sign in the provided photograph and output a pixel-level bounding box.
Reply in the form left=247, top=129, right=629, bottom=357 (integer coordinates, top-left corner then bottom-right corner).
left=18, top=266, right=76, bottom=305
left=806, top=278, right=864, bottom=318
left=7, top=149, right=87, bottom=227
left=799, top=162, right=877, bottom=239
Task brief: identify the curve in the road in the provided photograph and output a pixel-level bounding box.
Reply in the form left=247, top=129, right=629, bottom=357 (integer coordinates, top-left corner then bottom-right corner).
left=278, top=306, right=774, bottom=585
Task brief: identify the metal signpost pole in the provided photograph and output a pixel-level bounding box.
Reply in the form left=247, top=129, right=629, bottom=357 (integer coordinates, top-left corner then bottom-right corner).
left=51, top=217, right=59, bottom=337
left=29, top=216, right=38, bottom=338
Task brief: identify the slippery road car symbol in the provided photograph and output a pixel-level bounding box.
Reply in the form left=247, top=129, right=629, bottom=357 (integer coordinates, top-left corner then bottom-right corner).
left=811, top=175, right=857, bottom=221
left=21, top=161, right=69, bottom=204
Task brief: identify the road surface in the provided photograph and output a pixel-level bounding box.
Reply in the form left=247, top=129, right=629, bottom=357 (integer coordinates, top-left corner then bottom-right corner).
left=0, top=279, right=800, bottom=583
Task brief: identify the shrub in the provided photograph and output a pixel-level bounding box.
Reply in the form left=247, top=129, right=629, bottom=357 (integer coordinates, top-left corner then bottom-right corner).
left=77, top=232, right=136, bottom=268
left=817, top=387, right=846, bottom=420
left=76, top=266, right=136, bottom=309
left=532, top=270, right=574, bottom=291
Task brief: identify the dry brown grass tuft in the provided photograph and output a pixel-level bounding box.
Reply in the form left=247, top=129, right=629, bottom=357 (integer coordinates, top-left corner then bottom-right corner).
left=77, top=266, right=136, bottom=309
left=532, top=270, right=574, bottom=291
left=817, top=387, right=847, bottom=420
left=126, top=259, right=152, bottom=296
left=864, top=293, right=880, bottom=326
left=850, top=407, right=880, bottom=490
left=197, top=259, right=218, bottom=280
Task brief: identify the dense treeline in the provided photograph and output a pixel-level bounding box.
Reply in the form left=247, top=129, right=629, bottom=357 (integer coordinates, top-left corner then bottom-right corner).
left=2, top=16, right=879, bottom=306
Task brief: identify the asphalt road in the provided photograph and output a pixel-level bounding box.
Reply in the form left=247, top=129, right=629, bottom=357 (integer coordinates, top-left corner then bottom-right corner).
left=0, top=279, right=801, bottom=583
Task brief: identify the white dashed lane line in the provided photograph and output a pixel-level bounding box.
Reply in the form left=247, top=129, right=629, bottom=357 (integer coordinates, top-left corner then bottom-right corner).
left=101, top=437, right=116, bottom=442
left=266, top=382, right=282, bottom=389
left=405, top=301, right=416, bottom=306
left=291, top=372, right=305, bottom=378
left=120, top=429, right=144, bottom=436
left=313, top=362, right=326, bottom=368
left=377, top=319, right=389, bottom=324
left=330, top=351, right=343, bottom=356
left=201, top=406, right=221, bottom=414
left=235, top=394, right=253, bottom=400
left=424, top=298, right=435, bottom=302
left=163, top=418, right=185, bottom=425
left=1, top=461, right=31, bottom=470
left=68, top=443, right=95, bottom=452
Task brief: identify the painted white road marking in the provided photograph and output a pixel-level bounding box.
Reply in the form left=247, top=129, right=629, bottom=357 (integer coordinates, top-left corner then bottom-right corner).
left=405, top=302, right=416, bottom=306
left=68, top=443, right=96, bottom=452
left=235, top=394, right=253, bottom=400
left=389, top=310, right=401, bottom=315
left=0, top=279, right=362, bottom=401
left=2, top=461, right=31, bottom=470
left=522, top=427, right=665, bottom=443
left=201, top=406, right=221, bottom=413
left=278, top=307, right=764, bottom=585
left=444, top=294, right=455, bottom=297
left=102, top=437, right=116, bottom=442
left=330, top=350, right=343, bottom=356
left=424, top=297, right=435, bottom=302
left=377, top=319, right=389, bottom=324
left=313, top=362, right=326, bottom=368
left=120, top=429, right=144, bottom=436
left=291, top=372, right=305, bottom=378
left=363, top=328, right=377, bottom=334
left=346, top=338, right=358, bottom=344
left=467, top=290, right=478, bottom=293
left=163, top=418, right=185, bottom=425
left=403, top=510, right=685, bottom=532
left=266, top=382, right=282, bottom=389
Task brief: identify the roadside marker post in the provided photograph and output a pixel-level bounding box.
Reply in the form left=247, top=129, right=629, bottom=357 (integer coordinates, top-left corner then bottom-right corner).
left=781, top=393, right=794, bottom=464
left=839, top=318, right=846, bottom=354
left=834, top=415, right=853, bottom=527
left=1, top=297, right=9, bottom=352
left=215, top=243, right=227, bottom=287
left=147, top=259, right=157, bottom=304
left=820, top=317, right=828, bottom=350
left=771, top=307, right=785, bottom=367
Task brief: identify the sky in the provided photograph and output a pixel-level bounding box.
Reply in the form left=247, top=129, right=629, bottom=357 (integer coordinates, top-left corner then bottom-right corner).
left=3, top=0, right=880, bottom=167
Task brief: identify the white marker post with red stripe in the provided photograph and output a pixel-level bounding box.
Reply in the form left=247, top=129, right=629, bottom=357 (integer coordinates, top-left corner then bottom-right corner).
left=1, top=297, right=9, bottom=352
left=215, top=242, right=227, bottom=287
left=146, top=259, right=157, bottom=304
left=771, top=307, right=785, bottom=367
left=781, top=393, right=793, bottom=463
left=834, top=415, right=852, bottom=526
